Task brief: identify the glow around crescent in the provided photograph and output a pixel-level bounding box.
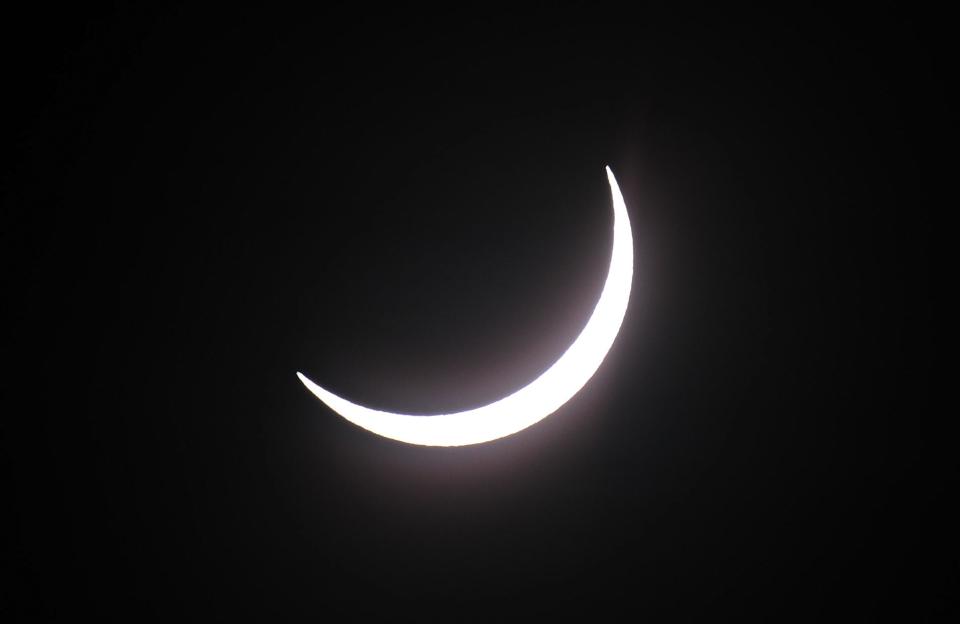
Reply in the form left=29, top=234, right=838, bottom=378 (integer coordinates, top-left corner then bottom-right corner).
left=297, top=166, right=633, bottom=446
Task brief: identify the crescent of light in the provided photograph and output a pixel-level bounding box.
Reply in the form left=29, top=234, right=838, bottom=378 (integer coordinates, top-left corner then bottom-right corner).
left=297, top=166, right=633, bottom=447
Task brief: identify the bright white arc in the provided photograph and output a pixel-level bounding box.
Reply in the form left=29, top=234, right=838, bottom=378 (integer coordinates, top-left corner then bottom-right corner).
left=297, top=166, right=633, bottom=447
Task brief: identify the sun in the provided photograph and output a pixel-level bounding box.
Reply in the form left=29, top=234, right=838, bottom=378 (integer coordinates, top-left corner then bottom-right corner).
left=297, top=166, right=633, bottom=446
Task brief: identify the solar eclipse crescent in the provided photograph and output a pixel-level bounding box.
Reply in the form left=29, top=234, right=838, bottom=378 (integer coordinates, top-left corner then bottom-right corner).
left=297, top=166, right=634, bottom=446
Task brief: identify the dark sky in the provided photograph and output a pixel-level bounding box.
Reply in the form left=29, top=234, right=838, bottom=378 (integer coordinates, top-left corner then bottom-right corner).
left=3, top=4, right=949, bottom=620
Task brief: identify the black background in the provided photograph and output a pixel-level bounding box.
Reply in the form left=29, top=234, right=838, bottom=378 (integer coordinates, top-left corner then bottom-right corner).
left=3, top=3, right=949, bottom=620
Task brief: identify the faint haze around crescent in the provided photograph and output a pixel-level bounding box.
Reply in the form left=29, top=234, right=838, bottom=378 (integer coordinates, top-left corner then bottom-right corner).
left=297, top=166, right=634, bottom=446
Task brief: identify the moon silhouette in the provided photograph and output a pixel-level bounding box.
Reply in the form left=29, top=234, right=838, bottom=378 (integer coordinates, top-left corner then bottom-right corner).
left=297, top=166, right=634, bottom=446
